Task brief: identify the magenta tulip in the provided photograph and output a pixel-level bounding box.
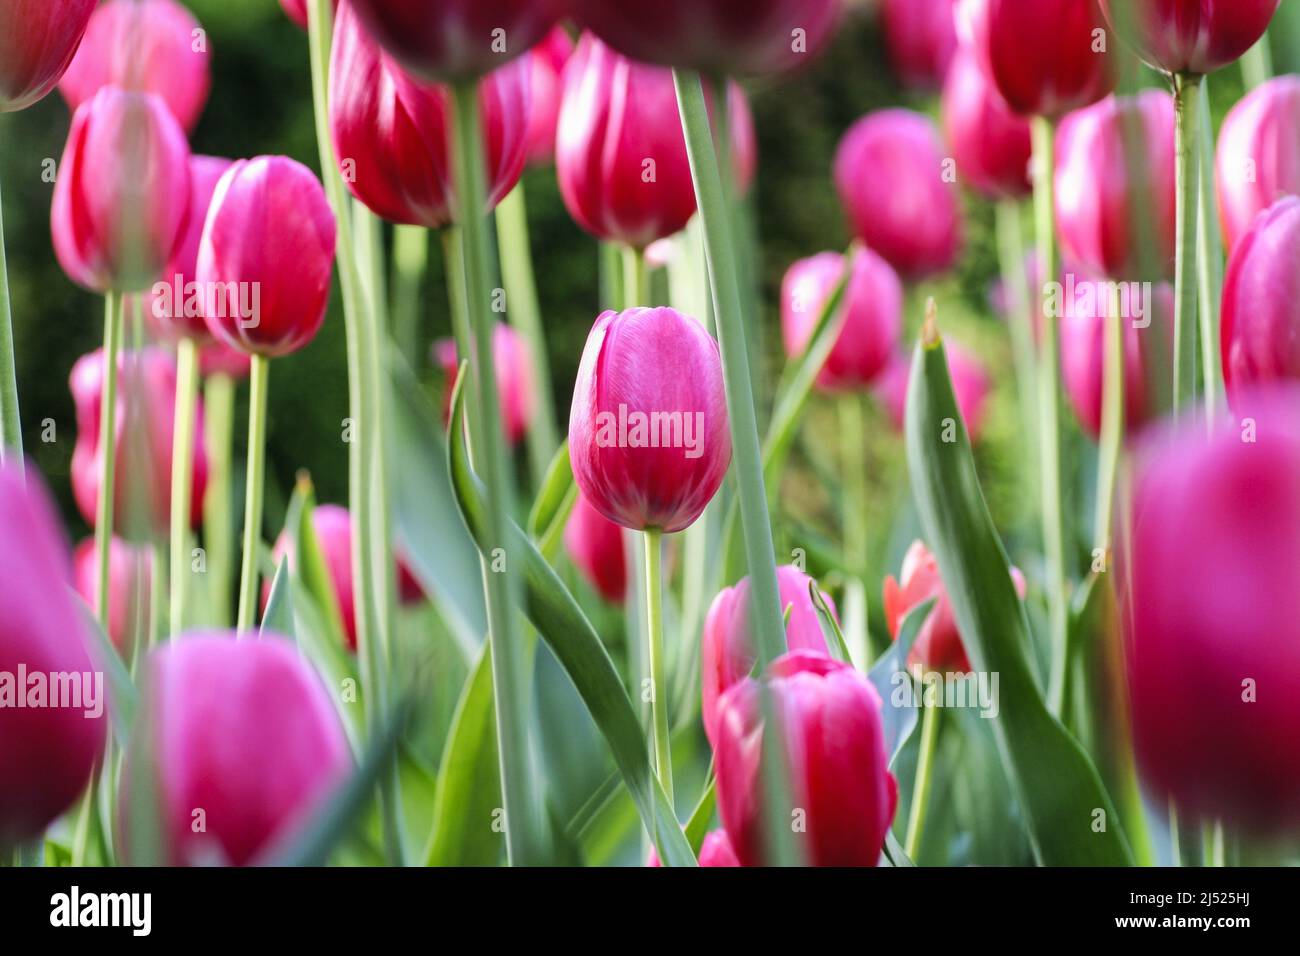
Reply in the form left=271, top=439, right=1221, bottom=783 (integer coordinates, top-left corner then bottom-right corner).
left=780, top=248, right=902, bottom=391
left=564, top=491, right=629, bottom=605
left=196, top=156, right=336, bottom=358
left=941, top=46, right=1032, bottom=200
left=881, top=0, right=958, bottom=91
left=127, top=634, right=351, bottom=864
left=569, top=307, right=731, bottom=533
left=524, top=26, right=574, bottom=166
left=435, top=323, right=536, bottom=447
left=874, top=343, right=991, bottom=443
left=1056, top=91, right=1177, bottom=279
left=0, top=462, right=106, bottom=844
left=648, top=829, right=740, bottom=867
left=959, top=0, right=1115, bottom=119
left=51, top=87, right=191, bottom=294
left=1216, top=75, right=1300, bottom=252
left=1100, top=0, right=1280, bottom=76
left=714, top=651, right=897, bottom=866
left=834, top=109, right=963, bottom=280
left=701, top=565, right=835, bottom=745
left=59, top=0, right=210, bottom=133
left=572, top=0, right=843, bottom=77
left=198, top=341, right=253, bottom=380
left=329, top=0, right=531, bottom=229
left=0, top=0, right=97, bottom=113
left=73, top=536, right=150, bottom=653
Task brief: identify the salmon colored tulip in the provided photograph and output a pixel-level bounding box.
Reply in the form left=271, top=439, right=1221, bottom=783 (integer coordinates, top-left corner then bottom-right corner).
left=0, top=0, right=97, bottom=113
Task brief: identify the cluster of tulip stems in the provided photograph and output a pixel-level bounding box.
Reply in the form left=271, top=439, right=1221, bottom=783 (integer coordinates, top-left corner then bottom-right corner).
left=0, top=0, right=1298, bottom=868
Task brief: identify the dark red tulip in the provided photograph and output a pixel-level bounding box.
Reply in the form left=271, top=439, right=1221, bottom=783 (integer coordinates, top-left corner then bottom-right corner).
left=648, top=829, right=740, bottom=867
left=1100, top=0, right=1280, bottom=75
left=196, top=156, right=336, bottom=358
left=563, top=491, right=629, bottom=605
left=1217, top=75, right=1300, bottom=252
left=73, top=536, right=150, bottom=652
left=435, top=323, right=536, bottom=446
left=572, top=0, right=843, bottom=77
left=524, top=26, right=574, bottom=166
left=874, top=343, right=991, bottom=443
left=329, top=0, right=531, bottom=229
left=881, top=0, right=958, bottom=91
left=0, top=0, right=97, bottom=113
left=941, top=46, right=1032, bottom=200
left=834, top=109, right=963, bottom=280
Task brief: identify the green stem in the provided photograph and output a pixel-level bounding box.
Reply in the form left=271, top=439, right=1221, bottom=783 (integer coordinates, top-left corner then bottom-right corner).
left=1092, top=284, right=1125, bottom=551
left=904, top=695, right=941, bottom=860
left=1203, top=821, right=1225, bottom=867
left=0, top=175, right=21, bottom=464
left=1172, top=72, right=1202, bottom=414
left=235, top=355, right=269, bottom=635
left=392, top=223, right=428, bottom=360
left=168, top=338, right=199, bottom=636
left=203, top=372, right=235, bottom=627
left=1196, top=78, right=1224, bottom=420
left=95, top=293, right=125, bottom=625
left=840, top=393, right=872, bottom=665
left=995, top=199, right=1039, bottom=512
left=622, top=243, right=648, bottom=309
left=1240, top=35, right=1273, bottom=89
left=643, top=528, right=673, bottom=803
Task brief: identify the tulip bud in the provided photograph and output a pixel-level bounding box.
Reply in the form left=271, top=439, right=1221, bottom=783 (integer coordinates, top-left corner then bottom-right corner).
left=572, top=0, right=843, bottom=77
left=347, top=0, right=562, bottom=83
left=941, top=46, right=1032, bottom=200
left=51, top=87, right=192, bottom=294
left=70, top=347, right=209, bottom=535
left=434, top=323, right=536, bottom=447
left=959, top=0, right=1115, bottom=119
left=329, top=1, right=531, bottom=229
left=780, top=248, right=902, bottom=392
left=874, top=344, right=991, bottom=443
left=1056, top=91, right=1176, bottom=279
left=881, top=0, right=958, bottom=91
left=0, top=0, right=97, bottom=113
left=1122, top=386, right=1300, bottom=833
left=569, top=307, right=731, bottom=533
left=701, top=565, right=836, bottom=745
left=59, top=0, right=211, bottom=133
left=564, top=491, right=629, bottom=605
left=648, top=829, right=740, bottom=867
left=196, top=156, right=337, bottom=358
left=714, top=651, right=897, bottom=866
left=73, top=536, right=151, bottom=653
left=834, top=109, right=963, bottom=280
left=1221, top=196, right=1300, bottom=410
left=0, top=462, right=106, bottom=845
left=524, top=26, right=574, bottom=167
left=127, top=633, right=351, bottom=864
left=1216, top=75, right=1300, bottom=252
left=1100, top=0, right=1280, bottom=76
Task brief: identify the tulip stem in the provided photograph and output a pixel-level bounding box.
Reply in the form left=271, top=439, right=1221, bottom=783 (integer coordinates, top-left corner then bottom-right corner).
left=0, top=176, right=22, bottom=465
left=643, top=528, right=673, bottom=804
left=1172, top=72, right=1202, bottom=414
left=1196, top=79, right=1225, bottom=421
left=235, top=355, right=268, bottom=635
left=840, top=392, right=872, bottom=665
left=995, top=200, right=1039, bottom=514
left=95, top=293, right=126, bottom=627
left=622, top=244, right=649, bottom=309
left=168, top=338, right=199, bottom=636
left=904, top=694, right=941, bottom=861
left=392, top=223, right=428, bottom=360
left=1241, top=35, right=1273, bottom=90
left=1093, top=284, right=1126, bottom=552
left=203, top=372, right=236, bottom=626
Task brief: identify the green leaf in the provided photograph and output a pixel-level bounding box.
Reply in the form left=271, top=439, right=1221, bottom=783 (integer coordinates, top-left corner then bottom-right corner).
left=903, top=323, right=1133, bottom=866
left=260, top=556, right=294, bottom=639
left=684, top=775, right=717, bottom=854
left=868, top=597, right=935, bottom=766
left=75, top=594, right=136, bottom=748
left=809, top=579, right=853, bottom=664
left=526, top=440, right=578, bottom=562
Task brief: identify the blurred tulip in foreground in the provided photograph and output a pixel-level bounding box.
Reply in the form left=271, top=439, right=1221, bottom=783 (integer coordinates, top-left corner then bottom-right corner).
left=524, top=26, right=574, bottom=166
left=941, top=47, right=1032, bottom=200
left=875, top=343, right=991, bottom=444
left=1100, top=0, right=1280, bottom=75
left=435, top=323, right=536, bottom=447
left=73, top=536, right=150, bottom=653
left=881, top=0, right=958, bottom=91
left=1217, top=75, right=1300, bottom=252
left=0, top=0, right=97, bottom=112
left=648, top=829, right=740, bottom=867
left=564, top=491, right=628, bottom=605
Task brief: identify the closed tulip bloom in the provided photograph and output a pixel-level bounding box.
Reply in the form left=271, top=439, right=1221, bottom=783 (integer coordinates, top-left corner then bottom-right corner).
left=197, top=156, right=336, bottom=357
left=881, top=0, right=958, bottom=91
left=1122, top=387, right=1300, bottom=832
left=780, top=248, right=902, bottom=391
left=59, top=0, right=211, bottom=133
left=648, top=829, right=740, bottom=867
left=874, top=343, right=991, bottom=443
left=834, top=109, right=963, bottom=280
left=73, top=536, right=150, bottom=652
left=0, top=463, right=106, bottom=845
left=1056, top=91, right=1177, bottom=279
left=1221, top=196, right=1300, bottom=410
left=564, top=491, right=629, bottom=605
left=1100, top=0, right=1280, bottom=75
left=1217, top=75, right=1300, bottom=252
left=959, top=0, right=1114, bottom=119
left=701, top=565, right=836, bottom=745
left=0, top=0, right=97, bottom=112
left=524, top=26, right=574, bottom=166
left=329, top=1, right=531, bottom=229
left=51, top=87, right=191, bottom=294
left=572, top=0, right=843, bottom=77
left=347, top=0, right=562, bottom=83
left=70, top=347, right=209, bottom=534
left=569, top=307, right=731, bottom=533
left=435, top=323, right=536, bottom=446
left=942, top=47, right=1032, bottom=200
left=128, top=634, right=351, bottom=865
left=715, top=651, right=897, bottom=866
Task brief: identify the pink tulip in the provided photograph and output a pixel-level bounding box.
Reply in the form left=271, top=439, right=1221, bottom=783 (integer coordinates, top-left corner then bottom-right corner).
left=196, top=156, right=336, bottom=358
left=0, top=462, right=106, bottom=844
left=347, top=0, right=562, bottom=83
left=563, top=491, right=629, bottom=605
left=1056, top=91, right=1177, bottom=279
left=1221, top=196, right=1300, bottom=410
left=714, top=651, right=897, bottom=866
left=70, top=347, right=209, bottom=534
left=279, top=0, right=338, bottom=29
left=941, top=46, right=1032, bottom=200
left=572, top=0, right=843, bottom=77
left=0, top=0, right=97, bottom=113
left=329, top=0, right=531, bottom=229
left=648, top=829, right=740, bottom=867
left=701, top=565, right=836, bottom=746
left=1122, top=385, right=1300, bottom=833
left=569, top=307, right=731, bottom=533
left=959, top=0, right=1115, bottom=119
left=834, top=109, right=963, bottom=280
left=728, top=82, right=759, bottom=198
left=1100, top=0, right=1280, bottom=76
left=1216, top=75, right=1300, bottom=253
left=780, top=248, right=902, bottom=392
left=199, top=341, right=253, bottom=380
left=435, top=323, right=536, bottom=447
left=524, top=26, right=574, bottom=166
left=129, top=633, right=351, bottom=864
left=51, top=87, right=191, bottom=294
left=73, top=536, right=150, bottom=653
left=881, top=0, right=958, bottom=91
left=874, top=344, right=991, bottom=443
left=59, top=0, right=211, bottom=133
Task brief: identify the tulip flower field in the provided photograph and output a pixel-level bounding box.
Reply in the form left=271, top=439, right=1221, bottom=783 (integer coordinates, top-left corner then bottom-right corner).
left=3, top=0, right=1300, bottom=891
